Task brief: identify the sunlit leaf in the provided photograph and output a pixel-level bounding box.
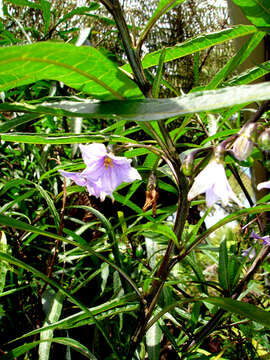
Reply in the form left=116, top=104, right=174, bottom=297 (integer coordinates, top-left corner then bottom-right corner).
left=0, top=42, right=141, bottom=100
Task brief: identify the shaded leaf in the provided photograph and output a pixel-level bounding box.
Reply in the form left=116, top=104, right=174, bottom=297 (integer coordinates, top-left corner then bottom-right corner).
left=2, top=82, right=270, bottom=122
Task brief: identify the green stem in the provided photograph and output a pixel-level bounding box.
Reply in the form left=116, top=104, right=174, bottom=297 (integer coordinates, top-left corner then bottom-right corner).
left=99, top=0, right=152, bottom=97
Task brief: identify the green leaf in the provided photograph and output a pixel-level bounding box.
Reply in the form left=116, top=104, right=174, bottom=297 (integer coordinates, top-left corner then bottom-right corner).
left=33, top=184, right=60, bottom=231
left=2, top=337, right=97, bottom=360
left=184, top=254, right=208, bottom=295
left=39, top=0, right=51, bottom=35
left=0, top=42, right=141, bottom=100
left=153, top=48, right=166, bottom=98
left=207, top=31, right=265, bottom=89
left=224, top=60, right=270, bottom=86
left=0, top=132, right=134, bottom=144
left=0, top=113, right=43, bottom=132
left=0, top=249, right=121, bottom=358
left=218, top=240, right=230, bottom=293
left=56, top=4, right=100, bottom=26
left=138, top=0, right=186, bottom=49
left=0, top=214, right=141, bottom=299
left=186, top=204, right=270, bottom=254
left=11, top=294, right=137, bottom=341
left=203, top=297, right=270, bottom=328
left=146, top=318, right=162, bottom=360
left=146, top=297, right=270, bottom=332
left=5, top=0, right=41, bottom=9
left=232, top=0, right=270, bottom=30
left=123, top=25, right=258, bottom=71
left=0, top=189, right=36, bottom=214
left=0, top=231, right=8, bottom=294
left=39, top=291, right=65, bottom=360
left=126, top=222, right=179, bottom=247
left=2, top=82, right=270, bottom=122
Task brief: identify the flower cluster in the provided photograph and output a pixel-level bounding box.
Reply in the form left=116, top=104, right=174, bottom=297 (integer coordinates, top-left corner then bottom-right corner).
left=59, top=143, right=141, bottom=201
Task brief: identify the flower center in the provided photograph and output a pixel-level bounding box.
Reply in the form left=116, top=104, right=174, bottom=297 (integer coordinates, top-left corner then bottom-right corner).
left=104, top=156, right=113, bottom=169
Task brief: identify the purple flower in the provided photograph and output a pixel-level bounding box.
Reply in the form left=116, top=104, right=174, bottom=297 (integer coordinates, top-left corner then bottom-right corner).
left=187, top=160, right=242, bottom=207
left=251, top=231, right=270, bottom=246
left=242, top=247, right=256, bottom=260
left=59, top=143, right=141, bottom=201
left=257, top=180, right=270, bottom=191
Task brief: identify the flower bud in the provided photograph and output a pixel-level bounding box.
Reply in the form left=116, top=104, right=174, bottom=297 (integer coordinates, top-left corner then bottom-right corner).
left=258, top=129, right=270, bottom=151
left=182, top=153, right=194, bottom=176
left=233, top=123, right=256, bottom=161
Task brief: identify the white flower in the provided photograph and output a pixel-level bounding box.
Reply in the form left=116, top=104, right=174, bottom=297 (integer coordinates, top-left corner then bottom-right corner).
left=187, top=160, right=242, bottom=207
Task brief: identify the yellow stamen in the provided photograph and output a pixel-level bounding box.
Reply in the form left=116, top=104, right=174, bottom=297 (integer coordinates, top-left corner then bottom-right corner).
left=104, top=156, right=113, bottom=169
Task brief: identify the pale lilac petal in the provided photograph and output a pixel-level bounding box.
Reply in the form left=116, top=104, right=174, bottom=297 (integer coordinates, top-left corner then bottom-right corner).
left=125, top=167, right=142, bottom=182
left=262, top=237, right=270, bottom=246
left=257, top=180, right=270, bottom=191
left=81, top=159, right=105, bottom=180
left=59, top=170, right=87, bottom=187
left=79, top=143, right=106, bottom=165
left=109, top=153, right=132, bottom=166
left=226, top=184, right=242, bottom=207
left=188, top=161, right=217, bottom=201
left=251, top=231, right=261, bottom=240
left=242, top=247, right=256, bottom=260
left=206, top=186, right=219, bottom=207
left=188, top=160, right=241, bottom=207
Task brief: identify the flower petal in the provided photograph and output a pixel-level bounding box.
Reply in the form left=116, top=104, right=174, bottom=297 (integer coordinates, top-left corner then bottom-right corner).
left=59, top=170, right=87, bottom=187
left=257, top=180, right=270, bottom=191
left=79, top=143, right=106, bottom=165
left=188, top=161, right=217, bottom=201
left=205, top=186, right=219, bottom=207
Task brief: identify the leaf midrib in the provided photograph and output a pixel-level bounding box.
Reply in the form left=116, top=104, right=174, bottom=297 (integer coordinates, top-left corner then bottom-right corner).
left=0, top=56, right=125, bottom=100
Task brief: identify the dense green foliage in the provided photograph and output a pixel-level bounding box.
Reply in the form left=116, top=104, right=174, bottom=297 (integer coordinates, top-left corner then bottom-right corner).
left=1, top=0, right=270, bottom=359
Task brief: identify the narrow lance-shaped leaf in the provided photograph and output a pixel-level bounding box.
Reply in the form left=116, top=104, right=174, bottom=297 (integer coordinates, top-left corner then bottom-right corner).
left=232, top=0, right=270, bottom=30
left=138, top=0, right=186, bottom=49
left=39, top=0, right=51, bottom=36
left=224, top=60, right=270, bottom=86
left=56, top=3, right=100, bottom=26
left=2, top=82, right=270, bottom=122
left=0, top=133, right=134, bottom=144
left=218, top=240, right=230, bottom=293
left=39, top=291, right=65, bottom=360
left=146, top=297, right=270, bottom=332
left=2, top=337, right=98, bottom=360
left=207, top=31, right=265, bottom=89
left=0, top=42, right=142, bottom=100
left=0, top=231, right=8, bottom=294
left=5, top=0, right=41, bottom=9
left=122, top=25, right=259, bottom=72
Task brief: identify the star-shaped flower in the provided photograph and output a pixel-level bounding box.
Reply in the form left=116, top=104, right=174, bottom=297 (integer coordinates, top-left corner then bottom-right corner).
left=59, top=143, right=141, bottom=201
left=251, top=231, right=270, bottom=246
left=187, top=160, right=242, bottom=207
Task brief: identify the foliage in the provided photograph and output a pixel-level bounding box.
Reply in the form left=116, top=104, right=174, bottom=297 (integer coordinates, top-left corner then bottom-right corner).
left=1, top=0, right=270, bottom=359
